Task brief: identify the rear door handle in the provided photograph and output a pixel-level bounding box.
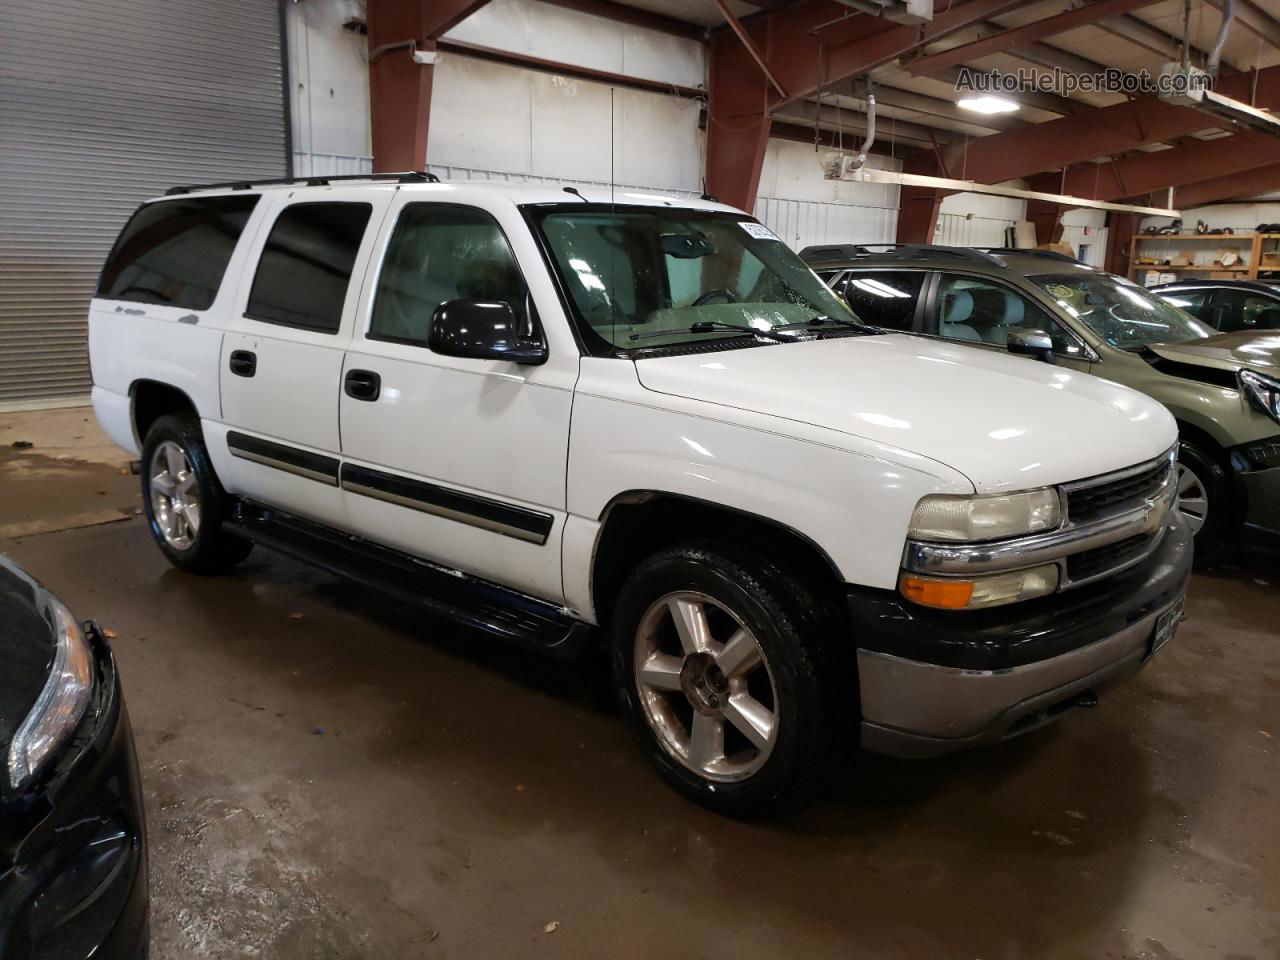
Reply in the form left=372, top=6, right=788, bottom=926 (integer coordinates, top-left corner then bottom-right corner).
left=229, top=350, right=256, bottom=377
left=344, top=368, right=381, bottom=402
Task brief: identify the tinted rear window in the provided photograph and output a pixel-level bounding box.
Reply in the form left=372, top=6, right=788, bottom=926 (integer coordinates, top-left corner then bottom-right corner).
left=245, top=202, right=372, bottom=333
left=97, top=195, right=259, bottom=310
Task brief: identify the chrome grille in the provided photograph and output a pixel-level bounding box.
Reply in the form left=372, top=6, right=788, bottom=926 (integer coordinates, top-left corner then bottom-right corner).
left=1066, top=457, right=1173, bottom=524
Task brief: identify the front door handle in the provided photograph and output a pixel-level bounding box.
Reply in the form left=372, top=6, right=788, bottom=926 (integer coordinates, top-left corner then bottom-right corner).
left=229, top=350, right=256, bottom=377
left=344, top=369, right=381, bottom=402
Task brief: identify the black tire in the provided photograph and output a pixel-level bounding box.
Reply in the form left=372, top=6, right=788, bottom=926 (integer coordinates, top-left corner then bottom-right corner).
left=609, top=541, right=847, bottom=818
left=1177, top=438, right=1238, bottom=565
left=140, top=414, right=252, bottom=574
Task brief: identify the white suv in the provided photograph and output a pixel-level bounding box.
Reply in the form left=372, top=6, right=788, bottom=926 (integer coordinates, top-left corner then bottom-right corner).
left=89, top=173, right=1191, bottom=815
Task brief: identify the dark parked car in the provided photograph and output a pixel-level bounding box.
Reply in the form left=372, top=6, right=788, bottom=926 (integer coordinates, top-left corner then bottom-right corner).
left=0, top=556, right=148, bottom=959
left=1152, top=279, right=1280, bottom=333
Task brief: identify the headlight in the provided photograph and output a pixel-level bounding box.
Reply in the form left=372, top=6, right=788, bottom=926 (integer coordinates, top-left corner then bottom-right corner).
left=900, top=565, right=1060, bottom=610
left=908, top=488, right=1062, bottom=542
left=1241, top=369, right=1280, bottom=426
left=7, top=597, right=94, bottom=792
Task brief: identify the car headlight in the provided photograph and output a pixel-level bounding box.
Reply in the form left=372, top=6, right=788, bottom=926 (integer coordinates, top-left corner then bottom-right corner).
left=907, top=488, right=1062, bottom=542
left=7, top=597, right=94, bottom=792
left=1241, top=369, right=1280, bottom=426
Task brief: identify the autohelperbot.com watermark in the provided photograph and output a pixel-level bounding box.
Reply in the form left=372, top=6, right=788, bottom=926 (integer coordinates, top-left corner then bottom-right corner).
left=955, top=65, right=1212, bottom=97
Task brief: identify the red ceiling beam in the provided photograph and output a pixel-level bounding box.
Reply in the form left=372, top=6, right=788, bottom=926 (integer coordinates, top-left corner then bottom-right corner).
left=1054, top=132, right=1280, bottom=202
left=367, top=0, right=491, bottom=172
left=906, top=0, right=1162, bottom=76
left=1172, top=162, right=1280, bottom=207
left=918, top=65, right=1280, bottom=185
left=532, top=0, right=704, bottom=41
left=706, top=0, right=1023, bottom=210
left=710, top=0, right=788, bottom=97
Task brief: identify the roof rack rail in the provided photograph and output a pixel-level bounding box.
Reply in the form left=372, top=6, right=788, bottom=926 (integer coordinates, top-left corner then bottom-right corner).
left=165, top=171, right=440, bottom=196
left=975, top=247, right=1080, bottom=264
left=801, top=243, right=1005, bottom=266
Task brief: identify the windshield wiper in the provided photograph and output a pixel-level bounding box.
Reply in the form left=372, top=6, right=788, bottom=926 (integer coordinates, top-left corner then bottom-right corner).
left=629, top=320, right=796, bottom=343
left=775, top=314, right=881, bottom=334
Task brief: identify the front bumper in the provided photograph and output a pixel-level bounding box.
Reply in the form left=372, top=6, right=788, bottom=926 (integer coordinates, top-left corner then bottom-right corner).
left=0, top=623, right=149, bottom=960
left=851, top=515, right=1193, bottom=758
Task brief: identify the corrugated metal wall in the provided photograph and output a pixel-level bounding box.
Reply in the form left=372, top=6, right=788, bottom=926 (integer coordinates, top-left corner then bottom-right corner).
left=754, top=196, right=897, bottom=251
left=0, top=0, right=288, bottom=408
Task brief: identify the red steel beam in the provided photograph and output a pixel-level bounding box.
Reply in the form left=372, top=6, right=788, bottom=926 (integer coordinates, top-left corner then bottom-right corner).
left=918, top=65, right=1280, bottom=186
left=895, top=186, right=946, bottom=244
left=367, top=0, right=491, bottom=172
left=1104, top=211, right=1136, bottom=276
left=710, top=0, right=788, bottom=97
left=1024, top=173, right=1068, bottom=244
left=532, top=0, right=705, bottom=41
left=706, top=0, right=1022, bottom=210
left=435, top=39, right=704, bottom=98
left=906, top=0, right=1162, bottom=76
left=1173, top=162, right=1280, bottom=207
left=1056, top=131, right=1280, bottom=202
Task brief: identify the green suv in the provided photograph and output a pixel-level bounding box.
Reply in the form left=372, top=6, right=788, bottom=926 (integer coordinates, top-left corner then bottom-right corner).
left=801, top=244, right=1280, bottom=560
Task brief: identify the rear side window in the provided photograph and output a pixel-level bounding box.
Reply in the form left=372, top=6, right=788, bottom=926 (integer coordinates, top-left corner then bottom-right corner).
left=97, top=195, right=259, bottom=310
left=842, top=271, right=925, bottom=331
left=246, top=202, right=372, bottom=333
left=368, top=203, right=529, bottom=345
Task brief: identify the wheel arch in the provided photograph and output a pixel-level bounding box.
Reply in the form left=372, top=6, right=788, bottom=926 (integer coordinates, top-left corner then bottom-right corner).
left=589, top=490, right=847, bottom=628
left=130, top=379, right=200, bottom=448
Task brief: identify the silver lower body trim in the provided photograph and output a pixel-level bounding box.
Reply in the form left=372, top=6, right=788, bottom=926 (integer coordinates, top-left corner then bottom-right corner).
left=857, top=595, right=1184, bottom=752
left=229, top=447, right=338, bottom=486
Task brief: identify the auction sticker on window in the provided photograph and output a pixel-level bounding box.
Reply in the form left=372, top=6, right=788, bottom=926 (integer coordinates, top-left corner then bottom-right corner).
left=740, top=221, right=780, bottom=241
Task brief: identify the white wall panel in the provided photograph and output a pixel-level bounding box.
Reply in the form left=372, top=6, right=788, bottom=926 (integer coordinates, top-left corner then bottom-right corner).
left=428, top=56, right=702, bottom=191
left=286, top=0, right=370, bottom=167
left=446, top=0, right=705, bottom=89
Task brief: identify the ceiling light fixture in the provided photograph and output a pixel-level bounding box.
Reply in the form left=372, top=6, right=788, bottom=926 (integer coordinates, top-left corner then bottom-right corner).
left=957, top=95, right=1020, bottom=115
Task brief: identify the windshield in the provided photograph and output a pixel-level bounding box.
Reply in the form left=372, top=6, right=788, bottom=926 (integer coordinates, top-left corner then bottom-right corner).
left=1031, top=272, right=1214, bottom=350
left=530, top=205, right=862, bottom=353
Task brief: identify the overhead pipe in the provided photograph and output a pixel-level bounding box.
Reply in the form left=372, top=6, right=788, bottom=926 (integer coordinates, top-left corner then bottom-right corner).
left=1207, top=0, right=1235, bottom=76
left=853, top=77, right=875, bottom=171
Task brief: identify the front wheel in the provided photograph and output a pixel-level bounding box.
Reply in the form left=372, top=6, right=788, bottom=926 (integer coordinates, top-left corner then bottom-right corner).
left=610, top=542, right=845, bottom=817
left=141, top=415, right=252, bottom=574
left=1176, top=439, right=1238, bottom=565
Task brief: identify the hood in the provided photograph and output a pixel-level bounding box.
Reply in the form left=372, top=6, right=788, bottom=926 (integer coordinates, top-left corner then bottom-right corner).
left=0, top=558, right=56, bottom=757
left=634, top=334, right=1176, bottom=493
left=1148, top=331, right=1280, bottom=375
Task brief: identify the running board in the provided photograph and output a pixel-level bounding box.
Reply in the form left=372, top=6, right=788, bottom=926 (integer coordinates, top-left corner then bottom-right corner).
left=224, top=500, right=593, bottom=660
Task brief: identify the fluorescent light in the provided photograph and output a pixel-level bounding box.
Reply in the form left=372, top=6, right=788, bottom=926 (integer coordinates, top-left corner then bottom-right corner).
left=957, top=95, right=1019, bottom=115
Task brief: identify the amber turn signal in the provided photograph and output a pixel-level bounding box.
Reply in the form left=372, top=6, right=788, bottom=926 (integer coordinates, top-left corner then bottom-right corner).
left=899, top=576, right=975, bottom=610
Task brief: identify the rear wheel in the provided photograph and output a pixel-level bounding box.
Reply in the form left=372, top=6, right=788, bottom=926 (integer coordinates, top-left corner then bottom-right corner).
left=141, top=415, right=252, bottom=574
left=610, top=542, right=845, bottom=817
left=1176, top=438, right=1237, bottom=565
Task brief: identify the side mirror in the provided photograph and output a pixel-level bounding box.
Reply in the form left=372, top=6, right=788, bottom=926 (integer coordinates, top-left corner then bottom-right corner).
left=428, top=299, right=547, bottom=365
left=1007, top=326, right=1055, bottom=364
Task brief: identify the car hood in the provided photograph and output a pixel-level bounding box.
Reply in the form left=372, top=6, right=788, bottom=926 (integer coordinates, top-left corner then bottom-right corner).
left=1148, top=331, right=1280, bottom=374
left=634, top=334, right=1176, bottom=492
left=0, top=557, right=55, bottom=757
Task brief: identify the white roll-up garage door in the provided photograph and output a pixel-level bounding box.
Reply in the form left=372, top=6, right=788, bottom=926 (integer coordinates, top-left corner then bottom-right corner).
left=0, top=0, right=288, bottom=407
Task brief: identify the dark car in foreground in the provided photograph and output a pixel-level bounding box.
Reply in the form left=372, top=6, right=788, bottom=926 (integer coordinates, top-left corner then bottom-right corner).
left=1152, top=279, right=1280, bottom=333
left=0, top=556, right=148, bottom=959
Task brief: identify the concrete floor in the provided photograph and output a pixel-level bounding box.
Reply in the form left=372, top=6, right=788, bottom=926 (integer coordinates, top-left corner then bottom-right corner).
left=3, top=408, right=1280, bottom=959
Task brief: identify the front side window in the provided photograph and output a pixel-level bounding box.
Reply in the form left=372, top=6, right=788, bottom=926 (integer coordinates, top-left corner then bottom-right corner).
left=246, top=202, right=372, bottom=333
left=1155, top=287, right=1212, bottom=321
left=1032, top=272, right=1213, bottom=350
left=97, top=195, right=259, bottom=309
left=530, top=206, right=860, bottom=353
left=841, top=270, right=925, bottom=331
left=936, top=274, right=1084, bottom=357
left=1211, top=289, right=1280, bottom=332
left=369, top=204, right=529, bottom=345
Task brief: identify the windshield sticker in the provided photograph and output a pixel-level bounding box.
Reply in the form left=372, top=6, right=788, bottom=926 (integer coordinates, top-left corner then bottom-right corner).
left=740, top=222, right=780, bottom=241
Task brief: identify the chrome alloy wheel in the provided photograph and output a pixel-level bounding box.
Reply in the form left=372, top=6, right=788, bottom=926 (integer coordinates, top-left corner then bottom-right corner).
left=149, top=440, right=200, bottom=550
left=1176, top=462, right=1210, bottom=535
left=633, top=591, right=779, bottom=783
